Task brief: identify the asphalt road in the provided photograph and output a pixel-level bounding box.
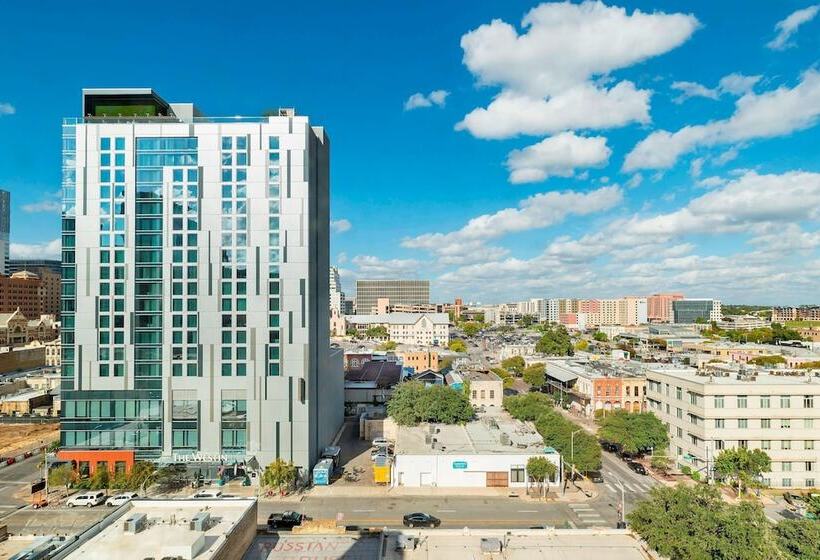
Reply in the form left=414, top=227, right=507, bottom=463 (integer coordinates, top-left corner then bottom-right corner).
left=0, top=454, right=42, bottom=515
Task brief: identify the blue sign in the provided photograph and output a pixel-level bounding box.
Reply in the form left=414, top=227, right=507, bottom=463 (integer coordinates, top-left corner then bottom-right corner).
left=452, top=461, right=468, bottom=469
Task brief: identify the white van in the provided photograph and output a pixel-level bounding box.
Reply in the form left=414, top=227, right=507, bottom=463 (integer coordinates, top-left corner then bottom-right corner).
left=67, top=490, right=106, bottom=508
left=192, top=489, right=223, bottom=499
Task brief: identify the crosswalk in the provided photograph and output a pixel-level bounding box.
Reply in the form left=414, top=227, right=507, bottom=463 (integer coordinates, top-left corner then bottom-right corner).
left=568, top=502, right=606, bottom=526
left=603, top=480, right=653, bottom=494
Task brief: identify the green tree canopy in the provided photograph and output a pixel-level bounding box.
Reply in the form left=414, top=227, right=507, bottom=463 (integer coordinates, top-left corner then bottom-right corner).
left=629, top=484, right=788, bottom=560
left=448, top=339, right=467, bottom=353
left=522, top=363, right=546, bottom=387
left=365, top=325, right=389, bottom=339
left=775, top=519, right=820, bottom=560
left=597, top=410, right=669, bottom=454
left=748, top=355, right=786, bottom=367
left=535, top=325, right=574, bottom=356
left=527, top=456, right=557, bottom=498
left=377, top=340, right=397, bottom=351
left=48, top=464, right=75, bottom=496
left=262, top=459, right=298, bottom=492
left=387, top=381, right=473, bottom=426
left=714, top=448, right=771, bottom=494
left=490, top=367, right=515, bottom=389
left=504, top=393, right=554, bottom=420
left=592, top=331, right=608, bottom=342
left=461, top=321, right=481, bottom=337
left=517, top=314, right=536, bottom=328
left=501, top=356, right=526, bottom=375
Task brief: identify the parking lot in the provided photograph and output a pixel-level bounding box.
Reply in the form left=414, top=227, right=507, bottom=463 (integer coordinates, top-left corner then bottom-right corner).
left=330, top=419, right=380, bottom=487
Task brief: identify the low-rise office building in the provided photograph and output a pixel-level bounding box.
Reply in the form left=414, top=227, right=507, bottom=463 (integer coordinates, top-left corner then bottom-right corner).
left=446, top=370, right=504, bottom=408
left=399, top=350, right=441, bottom=373
left=391, top=412, right=561, bottom=488
left=646, top=366, right=820, bottom=489
left=55, top=498, right=257, bottom=560
left=346, top=313, right=449, bottom=346
left=543, top=359, right=645, bottom=416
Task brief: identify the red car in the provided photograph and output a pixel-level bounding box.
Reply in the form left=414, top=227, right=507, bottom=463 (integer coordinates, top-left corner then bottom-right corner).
left=5, top=457, right=15, bottom=466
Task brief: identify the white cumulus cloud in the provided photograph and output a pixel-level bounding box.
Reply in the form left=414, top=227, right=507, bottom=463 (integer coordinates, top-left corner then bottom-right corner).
left=0, top=103, right=14, bottom=116
left=10, top=238, right=61, bottom=259
left=404, top=90, right=450, bottom=111
left=350, top=255, right=421, bottom=277
left=456, top=1, right=698, bottom=139
left=624, top=69, right=820, bottom=171
left=767, top=5, right=819, bottom=50
left=671, top=73, right=761, bottom=103
left=506, top=132, right=611, bottom=183
left=330, top=219, right=352, bottom=233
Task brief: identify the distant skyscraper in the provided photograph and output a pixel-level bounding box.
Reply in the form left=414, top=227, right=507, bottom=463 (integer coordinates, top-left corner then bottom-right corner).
left=647, top=293, right=684, bottom=323
left=59, top=88, right=342, bottom=475
left=672, top=299, right=722, bottom=324
left=0, top=190, right=9, bottom=275
left=355, top=279, right=429, bottom=315
left=329, top=266, right=346, bottom=313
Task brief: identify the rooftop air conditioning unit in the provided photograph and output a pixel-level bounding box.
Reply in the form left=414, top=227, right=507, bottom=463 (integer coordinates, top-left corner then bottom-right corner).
left=189, top=512, right=211, bottom=532
left=480, top=538, right=503, bottom=553
left=124, top=513, right=147, bottom=534
left=499, top=433, right=511, bottom=445
left=396, top=535, right=417, bottom=550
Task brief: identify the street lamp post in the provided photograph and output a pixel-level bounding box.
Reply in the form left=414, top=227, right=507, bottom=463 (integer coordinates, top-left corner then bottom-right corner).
left=613, top=476, right=626, bottom=528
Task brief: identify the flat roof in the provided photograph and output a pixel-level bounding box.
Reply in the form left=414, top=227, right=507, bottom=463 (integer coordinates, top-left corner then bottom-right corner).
left=646, top=367, right=820, bottom=386
left=62, top=498, right=256, bottom=560
left=458, top=370, right=502, bottom=382
left=395, top=411, right=547, bottom=456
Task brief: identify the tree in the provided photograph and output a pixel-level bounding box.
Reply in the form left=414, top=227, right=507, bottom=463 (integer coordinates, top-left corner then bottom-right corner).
left=448, top=339, right=467, bottom=353
left=522, top=363, right=546, bottom=387
left=88, top=467, right=110, bottom=490
left=125, top=461, right=156, bottom=491
left=262, top=459, right=298, bottom=494
left=377, top=340, right=397, bottom=351
left=650, top=454, right=671, bottom=475
left=48, top=464, right=75, bottom=496
left=387, top=381, right=473, bottom=426
left=462, top=321, right=481, bottom=337
left=517, top=314, right=536, bottom=328
left=628, top=484, right=784, bottom=560
left=155, top=464, right=189, bottom=493
left=365, top=325, right=388, bottom=339
left=775, top=519, right=820, bottom=560
left=748, top=355, right=786, bottom=367
left=714, top=448, right=771, bottom=495
left=501, top=356, right=525, bottom=375
left=574, top=339, right=589, bottom=352
left=535, top=325, right=574, bottom=356
left=490, top=367, right=514, bottom=389
left=593, top=331, right=608, bottom=342
left=527, top=456, right=557, bottom=499
left=504, top=393, right=554, bottom=420
left=597, top=410, right=669, bottom=454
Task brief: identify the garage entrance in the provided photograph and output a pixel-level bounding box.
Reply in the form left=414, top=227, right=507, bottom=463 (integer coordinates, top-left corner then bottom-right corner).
left=485, top=471, right=509, bottom=487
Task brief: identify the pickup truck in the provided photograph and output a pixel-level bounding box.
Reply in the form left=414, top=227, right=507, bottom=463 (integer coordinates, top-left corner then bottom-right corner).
left=267, top=511, right=309, bottom=530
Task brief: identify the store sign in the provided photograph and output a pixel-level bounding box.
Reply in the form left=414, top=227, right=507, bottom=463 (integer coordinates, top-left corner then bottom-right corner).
left=452, top=461, right=468, bottom=469
left=172, top=452, right=231, bottom=463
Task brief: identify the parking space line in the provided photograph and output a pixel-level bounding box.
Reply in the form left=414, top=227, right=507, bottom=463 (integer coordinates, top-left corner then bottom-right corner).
left=437, top=509, right=456, bottom=513
left=605, top=483, right=616, bottom=492
left=352, top=509, right=375, bottom=513
left=517, top=510, right=538, bottom=513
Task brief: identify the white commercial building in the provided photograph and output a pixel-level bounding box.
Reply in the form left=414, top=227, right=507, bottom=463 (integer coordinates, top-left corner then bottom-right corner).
left=346, top=312, right=449, bottom=346
left=391, top=413, right=562, bottom=488
left=646, top=366, right=820, bottom=489
left=59, top=89, right=342, bottom=475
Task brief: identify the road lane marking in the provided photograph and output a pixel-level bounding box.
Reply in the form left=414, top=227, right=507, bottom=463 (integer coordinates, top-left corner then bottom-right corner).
left=605, top=483, right=616, bottom=492
left=517, top=510, right=538, bottom=513
left=437, top=509, right=456, bottom=513
left=352, top=509, right=375, bottom=512
left=581, top=518, right=606, bottom=524
left=622, top=482, right=636, bottom=492
left=576, top=513, right=602, bottom=517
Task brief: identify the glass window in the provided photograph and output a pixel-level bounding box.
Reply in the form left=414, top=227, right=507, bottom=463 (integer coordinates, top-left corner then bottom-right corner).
left=737, top=395, right=747, bottom=408
left=781, top=396, right=791, bottom=408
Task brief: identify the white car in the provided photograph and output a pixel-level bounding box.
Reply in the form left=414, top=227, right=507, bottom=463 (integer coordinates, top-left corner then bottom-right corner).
left=372, top=438, right=392, bottom=448
left=192, top=489, right=223, bottom=499
left=66, top=490, right=106, bottom=508
left=106, top=492, right=138, bottom=507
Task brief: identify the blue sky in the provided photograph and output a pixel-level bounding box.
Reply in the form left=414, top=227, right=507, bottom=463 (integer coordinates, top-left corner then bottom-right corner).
left=1, top=1, right=819, bottom=304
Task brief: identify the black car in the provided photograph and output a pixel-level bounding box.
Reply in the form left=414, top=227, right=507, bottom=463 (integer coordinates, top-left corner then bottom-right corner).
left=600, top=441, right=620, bottom=453
left=587, top=470, right=604, bottom=483
left=627, top=461, right=647, bottom=475
left=267, top=511, right=308, bottom=530
left=402, top=512, right=441, bottom=528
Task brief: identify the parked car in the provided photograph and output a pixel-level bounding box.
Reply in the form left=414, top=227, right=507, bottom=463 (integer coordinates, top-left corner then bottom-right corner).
left=267, top=511, right=308, bottom=530
left=600, top=441, right=620, bottom=453
left=371, top=448, right=391, bottom=461
left=106, top=492, right=138, bottom=507
left=67, top=490, right=106, bottom=508
left=627, top=461, right=647, bottom=475
left=587, top=470, right=604, bottom=483
left=192, top=489, right=223, bottom=499
left=372, top=438, right=392, bottom=448
left=5, top=457, right=15, bottom=466
left=402, top=512, right=441, bottom=528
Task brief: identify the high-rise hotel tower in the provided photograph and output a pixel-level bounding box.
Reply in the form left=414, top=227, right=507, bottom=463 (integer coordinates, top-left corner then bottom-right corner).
left=60, top=89, right=342, bottom=477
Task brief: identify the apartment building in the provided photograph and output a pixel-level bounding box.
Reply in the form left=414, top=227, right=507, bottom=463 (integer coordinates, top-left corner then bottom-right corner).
left=647, top=293, right=684, bottom=323
left=646, top=367, right=820, bottom=489
left=346, top=312, right=449, bottom=346
left=772, top=306, right=820, bottom=323
left=398, top=350, right=441, bottom=372
left=58, top=88, right=342, bottom=476
left=672, top=299, right=722, bottom=324
left=355, top=279, right=429, bottom=315
left=0, top=271, right=45, bottom=318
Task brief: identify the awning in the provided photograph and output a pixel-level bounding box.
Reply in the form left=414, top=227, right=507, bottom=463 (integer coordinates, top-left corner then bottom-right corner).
left=545, top=365, right=578, bottom=383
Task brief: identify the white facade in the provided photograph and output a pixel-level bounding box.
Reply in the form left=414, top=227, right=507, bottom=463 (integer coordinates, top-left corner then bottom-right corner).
left=329, top=266, right=346, bottom=314
left=346, top=312, right=449, bottom=346
left=60, top=89, right=342, bottom=471
left=646, top=367, right=820, bottom=489
left=393, top=452, right=560, bottom=488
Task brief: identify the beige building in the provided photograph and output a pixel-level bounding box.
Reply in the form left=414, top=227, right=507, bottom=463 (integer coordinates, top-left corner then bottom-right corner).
left=448, top=370, right=504, bottom=408
left=346, top=313, right=450, bottom=346
left=399, top=350, right=441, bottom=372
left=44, top=338, right=61, bottom=367
left=646, top=366, right=820, bottom=489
